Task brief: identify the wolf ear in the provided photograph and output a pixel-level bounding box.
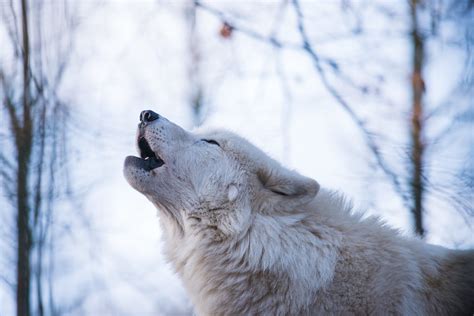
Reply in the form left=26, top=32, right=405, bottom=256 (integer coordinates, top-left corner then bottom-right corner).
left=257, top=166, right=319, bottom=211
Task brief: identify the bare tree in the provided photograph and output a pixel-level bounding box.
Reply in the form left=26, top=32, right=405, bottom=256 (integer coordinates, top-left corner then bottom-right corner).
left=406, top=0, right=473, bottom=237
left=185, top=1, right=205, bottom=127
left=0, top=0, right=78, bottom=315
left=409, top=0, right=426, bottom=236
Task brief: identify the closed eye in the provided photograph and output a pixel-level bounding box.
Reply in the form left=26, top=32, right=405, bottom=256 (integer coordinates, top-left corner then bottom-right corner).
left=202, top=139, right=220, bottom=147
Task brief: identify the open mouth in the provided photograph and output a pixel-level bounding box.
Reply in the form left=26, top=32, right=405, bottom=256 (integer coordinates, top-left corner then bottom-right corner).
left=138, top=137, right=165, bottom=170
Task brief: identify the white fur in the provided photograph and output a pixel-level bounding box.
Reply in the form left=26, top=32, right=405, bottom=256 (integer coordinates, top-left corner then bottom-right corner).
left=124, top=114, right=474, bottom=315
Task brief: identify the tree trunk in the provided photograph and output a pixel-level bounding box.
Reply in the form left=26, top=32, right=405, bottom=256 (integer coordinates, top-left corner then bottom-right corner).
left=17, top=0, right=32, bottom=315
left=186, top=1, right=204, bottom=127
left=409, top=0, right=425, bottom=237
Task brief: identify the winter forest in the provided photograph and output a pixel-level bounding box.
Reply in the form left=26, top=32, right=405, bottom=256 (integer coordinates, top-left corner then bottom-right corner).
left=0, top=0, right=473, bottom=315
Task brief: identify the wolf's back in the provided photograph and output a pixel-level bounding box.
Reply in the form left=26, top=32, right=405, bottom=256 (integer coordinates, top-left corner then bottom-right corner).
left=445, top=249, right=474, bottom=315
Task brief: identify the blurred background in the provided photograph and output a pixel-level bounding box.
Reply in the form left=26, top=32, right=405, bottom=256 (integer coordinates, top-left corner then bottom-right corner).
left=0, top=0, right=472, bottom=315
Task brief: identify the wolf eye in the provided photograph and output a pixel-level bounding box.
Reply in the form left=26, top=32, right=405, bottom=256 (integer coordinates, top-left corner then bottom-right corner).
left=202, top=139, right=220, bottom=147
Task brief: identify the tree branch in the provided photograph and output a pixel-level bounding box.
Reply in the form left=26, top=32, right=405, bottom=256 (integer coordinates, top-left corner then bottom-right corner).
left=194, top=0, right=412, bottom=210
left=194, top=0, right=301, bottom=50
left=292, top=0, right=412, bottom=210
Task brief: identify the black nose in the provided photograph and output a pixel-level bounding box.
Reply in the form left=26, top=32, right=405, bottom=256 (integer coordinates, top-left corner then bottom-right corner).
left=140, top=110, right=159, bottom=123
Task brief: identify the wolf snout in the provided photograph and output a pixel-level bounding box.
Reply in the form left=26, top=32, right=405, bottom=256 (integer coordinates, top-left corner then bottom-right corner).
left=140, top=110, right=160, bottom=124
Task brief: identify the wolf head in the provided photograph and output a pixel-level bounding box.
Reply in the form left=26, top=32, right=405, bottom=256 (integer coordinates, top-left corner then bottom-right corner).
left=124, top=111, right=319, bottom=238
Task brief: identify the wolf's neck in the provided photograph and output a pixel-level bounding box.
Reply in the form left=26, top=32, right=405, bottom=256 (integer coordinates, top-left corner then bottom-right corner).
left=162, top=204, right=342, bottom=314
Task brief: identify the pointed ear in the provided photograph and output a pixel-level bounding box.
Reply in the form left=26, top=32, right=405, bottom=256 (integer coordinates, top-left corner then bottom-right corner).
left=257, top=166, right=320, bottom=211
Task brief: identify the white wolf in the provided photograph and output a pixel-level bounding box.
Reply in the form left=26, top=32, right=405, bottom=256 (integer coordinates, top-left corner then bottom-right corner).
left=124, top=110, right=474, bottom=315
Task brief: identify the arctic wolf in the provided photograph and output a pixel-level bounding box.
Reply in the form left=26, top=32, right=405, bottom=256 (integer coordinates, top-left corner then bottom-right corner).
left=124, top=110, right=474, bottom=315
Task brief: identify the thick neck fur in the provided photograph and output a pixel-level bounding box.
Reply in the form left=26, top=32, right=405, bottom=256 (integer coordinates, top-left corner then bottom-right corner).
left=158, top=189, right=474, bottom=315
left=159, top=190, right=348, bottom=314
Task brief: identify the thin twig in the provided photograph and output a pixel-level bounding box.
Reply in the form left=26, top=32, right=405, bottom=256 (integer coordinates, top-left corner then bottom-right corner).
left=194, top=0, right=301, bottom=50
